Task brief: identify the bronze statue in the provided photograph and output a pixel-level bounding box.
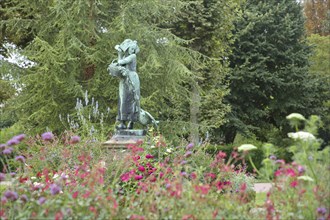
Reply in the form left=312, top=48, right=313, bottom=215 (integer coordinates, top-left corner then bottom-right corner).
left=108, top=39, right=140, bottom=129
left=108, top=39, right=158, bottom=130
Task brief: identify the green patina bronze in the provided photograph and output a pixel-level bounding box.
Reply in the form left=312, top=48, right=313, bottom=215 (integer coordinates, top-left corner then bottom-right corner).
left=108, top=39, right=158, bottom=130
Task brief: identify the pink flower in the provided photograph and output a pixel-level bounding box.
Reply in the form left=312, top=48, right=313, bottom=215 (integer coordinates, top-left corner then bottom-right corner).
left=138, top=165, right=145, bottom=172
left=134, top=175, right=143, bottom=181
left=146, top=154, right=154, bottom=159
left=120, top=172, right=131, bottom=182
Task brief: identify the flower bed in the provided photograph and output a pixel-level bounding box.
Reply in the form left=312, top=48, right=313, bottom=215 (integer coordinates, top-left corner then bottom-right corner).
left=0, top=115, right=329, bottom=219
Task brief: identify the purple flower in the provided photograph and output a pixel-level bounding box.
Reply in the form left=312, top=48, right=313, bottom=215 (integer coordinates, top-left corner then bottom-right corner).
left=41, top=132, right=54, bottom=141
left=14, top=134, right=26, bottom=141
left=269, top=155, right=277, bottom=160
left=0, top=173, right=5, bottom=182
left=186, top=143, right=194, bottom=150
left=181, top=172, right=188, bottom=177
left=4, top=190, right=18, bottom=201
left=38, top=197, right=47, bottom=205
left=184, top=151, right=193, bottom=158
left=2, top=147, right=13, bottom=155
left=20, top=194, right=28, bottom=203
left=298, top=165, right=305, bottom=174
left=317, top=207, right=327, bottom=215
left=50, top=183, right=61, bottom=195
left=0, top=144, right=6, bottom=150
left=10, top=172, right=16, bottom=177
left=165, top=183, right=171, bottom=189
left=180, top=160, right=188, bottom=165
left=15, top=155, right=26, bottom=163
left=1, top=196, right=7, bottom=203
left=6, top=138, right=20, bottom=146
left=70, top=135, right=81, bottom=144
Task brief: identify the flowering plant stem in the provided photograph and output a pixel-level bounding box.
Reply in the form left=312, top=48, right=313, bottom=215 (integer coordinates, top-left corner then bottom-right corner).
left=248, top=155, right=261, bottom=176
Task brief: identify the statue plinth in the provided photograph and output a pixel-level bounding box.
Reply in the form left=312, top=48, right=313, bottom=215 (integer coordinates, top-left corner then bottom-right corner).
left=103, top=129, right=146, bottom=149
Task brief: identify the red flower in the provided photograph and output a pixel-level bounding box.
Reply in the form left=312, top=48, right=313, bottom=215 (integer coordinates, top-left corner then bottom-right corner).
left=130, top=214, right=145, bottom=220
left=55, top=211, right=63, bottom=220
left=182, top=214, right=196, bottom=220
left=82, top=191, right=91, bottom=198
left=240, top=183, right=247, bottom=192
left=286, top=168, right=296, bottom=177
left=274, top=169, right=283, bottom=177
left=216, top=151, right=227, bottom=159
left=194, top=185, right=211, bottom=195
left=205, top=172, right=216, bottom=179
left=72, top=191, right=79, bottom=199
left=146, top=154, right=154, bottom=159
left=290, top=180, right=298, bottom=188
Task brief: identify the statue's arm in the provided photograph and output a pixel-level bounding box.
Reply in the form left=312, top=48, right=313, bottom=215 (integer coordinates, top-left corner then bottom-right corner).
left=118, top=54, right=136, bottom=65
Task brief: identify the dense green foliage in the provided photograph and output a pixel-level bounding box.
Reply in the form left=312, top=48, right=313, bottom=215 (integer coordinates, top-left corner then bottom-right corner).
left=0, top=0, right=241, bottom=141
left=307, top=34, right=330, bottom=146
left=218, top=0, right=327, bottom=143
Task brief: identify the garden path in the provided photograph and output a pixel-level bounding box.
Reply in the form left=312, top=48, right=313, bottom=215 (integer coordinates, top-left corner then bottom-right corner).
left=253, top=183, right=272, bottom=193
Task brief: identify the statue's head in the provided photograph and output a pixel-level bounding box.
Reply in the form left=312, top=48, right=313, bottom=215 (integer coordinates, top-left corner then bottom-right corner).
left=115, top=39, right=140, bottom=55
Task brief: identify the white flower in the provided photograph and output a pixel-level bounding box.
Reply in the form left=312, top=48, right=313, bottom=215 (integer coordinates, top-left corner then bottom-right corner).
left=33, top=182, right=45, bottom=188
left=238, top=144, right=257, bottom=152
left=166, top=148, right=173, bottom=153
left=288, top=131, right=316, bottom=141
left=286, top=113, right=306, bottom=121
left=30, top=176, right=37, bottom=180
left=150, top=145, right=155, bottom=149
left=53, top=173, right=59, bottom=179
left=297, top=176, right=314, bottom=182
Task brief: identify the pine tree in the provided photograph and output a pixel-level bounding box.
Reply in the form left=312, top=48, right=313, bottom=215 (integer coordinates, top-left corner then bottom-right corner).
left=220, top=0, right=326, bottom=143
left=169, top=0, right=241, bottom=143
left=1, top=0, right=238, bottom=139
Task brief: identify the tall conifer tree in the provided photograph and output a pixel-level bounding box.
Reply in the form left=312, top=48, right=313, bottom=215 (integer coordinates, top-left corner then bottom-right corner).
left=1, top=0, right=239, bottom=139
left=220, top=0, right=326, bottom=143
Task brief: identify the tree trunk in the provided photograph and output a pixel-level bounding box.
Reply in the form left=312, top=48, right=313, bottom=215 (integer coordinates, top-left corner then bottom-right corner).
left=190, top=81, right=200, bottom=145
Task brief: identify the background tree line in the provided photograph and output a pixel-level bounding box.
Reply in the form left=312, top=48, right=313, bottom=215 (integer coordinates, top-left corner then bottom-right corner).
left=0, top=0, right=329, bottom=146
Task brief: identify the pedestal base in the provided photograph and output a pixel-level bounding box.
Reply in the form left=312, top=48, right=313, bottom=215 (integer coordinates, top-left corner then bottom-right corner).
left=103, top=129, right=146, bottom=149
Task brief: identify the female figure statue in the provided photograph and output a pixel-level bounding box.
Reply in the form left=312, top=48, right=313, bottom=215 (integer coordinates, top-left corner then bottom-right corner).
left=108, top=39, right=140, bottom=129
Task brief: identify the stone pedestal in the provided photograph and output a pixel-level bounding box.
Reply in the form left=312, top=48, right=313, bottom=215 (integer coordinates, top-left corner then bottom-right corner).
left=103, top=129, right=146, bottom=149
